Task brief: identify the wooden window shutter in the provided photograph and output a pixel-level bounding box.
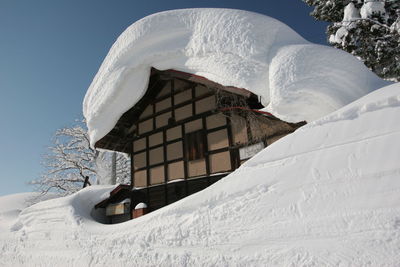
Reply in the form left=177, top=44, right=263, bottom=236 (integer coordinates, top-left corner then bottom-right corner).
left=185, top=130, right=205, bottom=161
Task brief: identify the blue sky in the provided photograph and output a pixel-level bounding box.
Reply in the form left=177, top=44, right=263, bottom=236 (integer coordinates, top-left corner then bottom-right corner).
left=0, top=0, right=327, bottom=196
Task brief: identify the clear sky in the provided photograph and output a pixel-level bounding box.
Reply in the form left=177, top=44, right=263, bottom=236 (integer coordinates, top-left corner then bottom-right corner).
left=0, top=0, right=328, bottom=196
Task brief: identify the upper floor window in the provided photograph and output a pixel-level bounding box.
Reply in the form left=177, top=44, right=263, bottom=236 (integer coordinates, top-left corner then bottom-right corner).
left=185, top=130, right=206, bottom=161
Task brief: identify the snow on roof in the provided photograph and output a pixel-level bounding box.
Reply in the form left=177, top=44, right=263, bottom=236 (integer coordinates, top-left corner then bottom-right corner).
left=83, top=8, right=388, bottom=147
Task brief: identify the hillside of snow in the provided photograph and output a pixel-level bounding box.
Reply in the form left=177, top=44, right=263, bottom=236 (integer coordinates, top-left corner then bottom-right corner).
left=83, top=8, right=388, bottom=147
left=0, top=193, right=37, bottom=233
left=2, top=83, right=400, bottom=266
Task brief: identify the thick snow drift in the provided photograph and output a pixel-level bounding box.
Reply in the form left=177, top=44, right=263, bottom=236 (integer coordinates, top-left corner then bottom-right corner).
left=0, top=193, right=36, bottom=232
left=2, top=83, right=400, bottom=266
left=83, top=8, right=388, bottom=147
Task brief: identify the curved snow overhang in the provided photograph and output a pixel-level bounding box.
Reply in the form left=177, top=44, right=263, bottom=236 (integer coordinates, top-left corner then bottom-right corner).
left=83, top=8, right=389, bottom=148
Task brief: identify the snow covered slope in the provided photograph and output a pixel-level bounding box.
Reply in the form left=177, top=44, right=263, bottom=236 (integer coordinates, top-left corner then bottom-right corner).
left=2, top=83, right=400, bottom=266
left=0, top=193, right=35, bottom=232
left=83, top=8, right=388, bottom=147
left=0, top=193, right=56, bottom=232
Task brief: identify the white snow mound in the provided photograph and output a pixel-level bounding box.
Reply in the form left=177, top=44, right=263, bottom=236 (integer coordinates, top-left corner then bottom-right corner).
left=2, top=83, right=400, bottom=266
left=83, top=8, right=388, bottom=147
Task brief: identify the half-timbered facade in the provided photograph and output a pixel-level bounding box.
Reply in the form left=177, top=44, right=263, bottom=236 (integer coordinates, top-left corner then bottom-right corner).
left=94, top=68, right=305, bottom=223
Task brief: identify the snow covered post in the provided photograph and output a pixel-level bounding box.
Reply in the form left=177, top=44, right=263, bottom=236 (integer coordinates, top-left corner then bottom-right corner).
left=82, top=176, right=91, bottom=188
left=133, top=203, right=148, bottom=218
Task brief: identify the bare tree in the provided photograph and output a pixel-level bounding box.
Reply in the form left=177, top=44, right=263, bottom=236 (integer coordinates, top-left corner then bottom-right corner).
left=30, top=120, right=96, bottom=196
left=30, top=119, right=131, bottom=196
left=95, top=150, right=131, bottom=185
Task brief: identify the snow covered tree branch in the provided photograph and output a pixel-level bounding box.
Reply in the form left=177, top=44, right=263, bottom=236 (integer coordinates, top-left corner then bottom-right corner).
left=29, top=119, right=131, bottom=196
left=304, top=0, right=400, bottom=81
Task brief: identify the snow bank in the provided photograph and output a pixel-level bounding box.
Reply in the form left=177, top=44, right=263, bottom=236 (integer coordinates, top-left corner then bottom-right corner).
left=0, top=193, right=35, bottom=231
left=0, top=192, right=59, bottom=262
left=83, top=8, right=388, bottom=147
left=0, top=193, right=57, bottom=230
left=3, top=83, right=400, bottom=266
left=266, top=43, right=386, bottom=122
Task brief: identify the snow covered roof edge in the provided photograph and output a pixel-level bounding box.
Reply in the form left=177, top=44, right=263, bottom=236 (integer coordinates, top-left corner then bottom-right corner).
left=83, top=8, right=389, bottom=148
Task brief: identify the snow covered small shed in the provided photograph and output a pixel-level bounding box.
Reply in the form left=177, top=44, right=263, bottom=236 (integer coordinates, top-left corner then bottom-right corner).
left=85, top=8, right=386, bottom=222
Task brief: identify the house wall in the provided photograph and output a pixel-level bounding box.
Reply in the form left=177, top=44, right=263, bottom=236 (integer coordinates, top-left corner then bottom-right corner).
left=131, top=77, right=302, bottom=189
left=131, top=78, right=235, bottom=188
left=95, top=70, right=305, bottom=217
left=128, top=75, right=304, bottom=213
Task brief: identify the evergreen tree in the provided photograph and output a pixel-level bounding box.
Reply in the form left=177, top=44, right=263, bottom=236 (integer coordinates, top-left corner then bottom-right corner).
left=304, top=0, right=400, bottom=81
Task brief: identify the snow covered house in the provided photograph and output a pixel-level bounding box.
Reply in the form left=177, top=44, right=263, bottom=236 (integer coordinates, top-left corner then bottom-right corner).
left=85, top=9, right=386, bottom=223
left=94, top=68, right=305, bottom=223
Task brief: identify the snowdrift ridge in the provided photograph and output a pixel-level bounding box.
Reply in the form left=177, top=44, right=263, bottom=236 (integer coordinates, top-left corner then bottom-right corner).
left=3, top=83, right=400, bottom=266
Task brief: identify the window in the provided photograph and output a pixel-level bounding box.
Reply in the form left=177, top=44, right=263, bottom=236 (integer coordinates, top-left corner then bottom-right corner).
left=184, top=130, right=206, bottom=161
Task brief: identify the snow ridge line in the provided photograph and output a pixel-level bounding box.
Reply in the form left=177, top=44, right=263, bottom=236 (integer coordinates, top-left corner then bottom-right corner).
left=240, top=128, right=400, bottom=171
left=306, top=94, right=400, bottom=128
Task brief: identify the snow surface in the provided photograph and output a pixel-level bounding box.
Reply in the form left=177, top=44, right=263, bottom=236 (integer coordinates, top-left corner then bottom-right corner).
left=0, top=193, right=36, bottom=233
left=0, top=192, right=58, bottom=257
left=2, top=83, right=400, bottom=266
left=83, top=8, right=388, bottom=147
